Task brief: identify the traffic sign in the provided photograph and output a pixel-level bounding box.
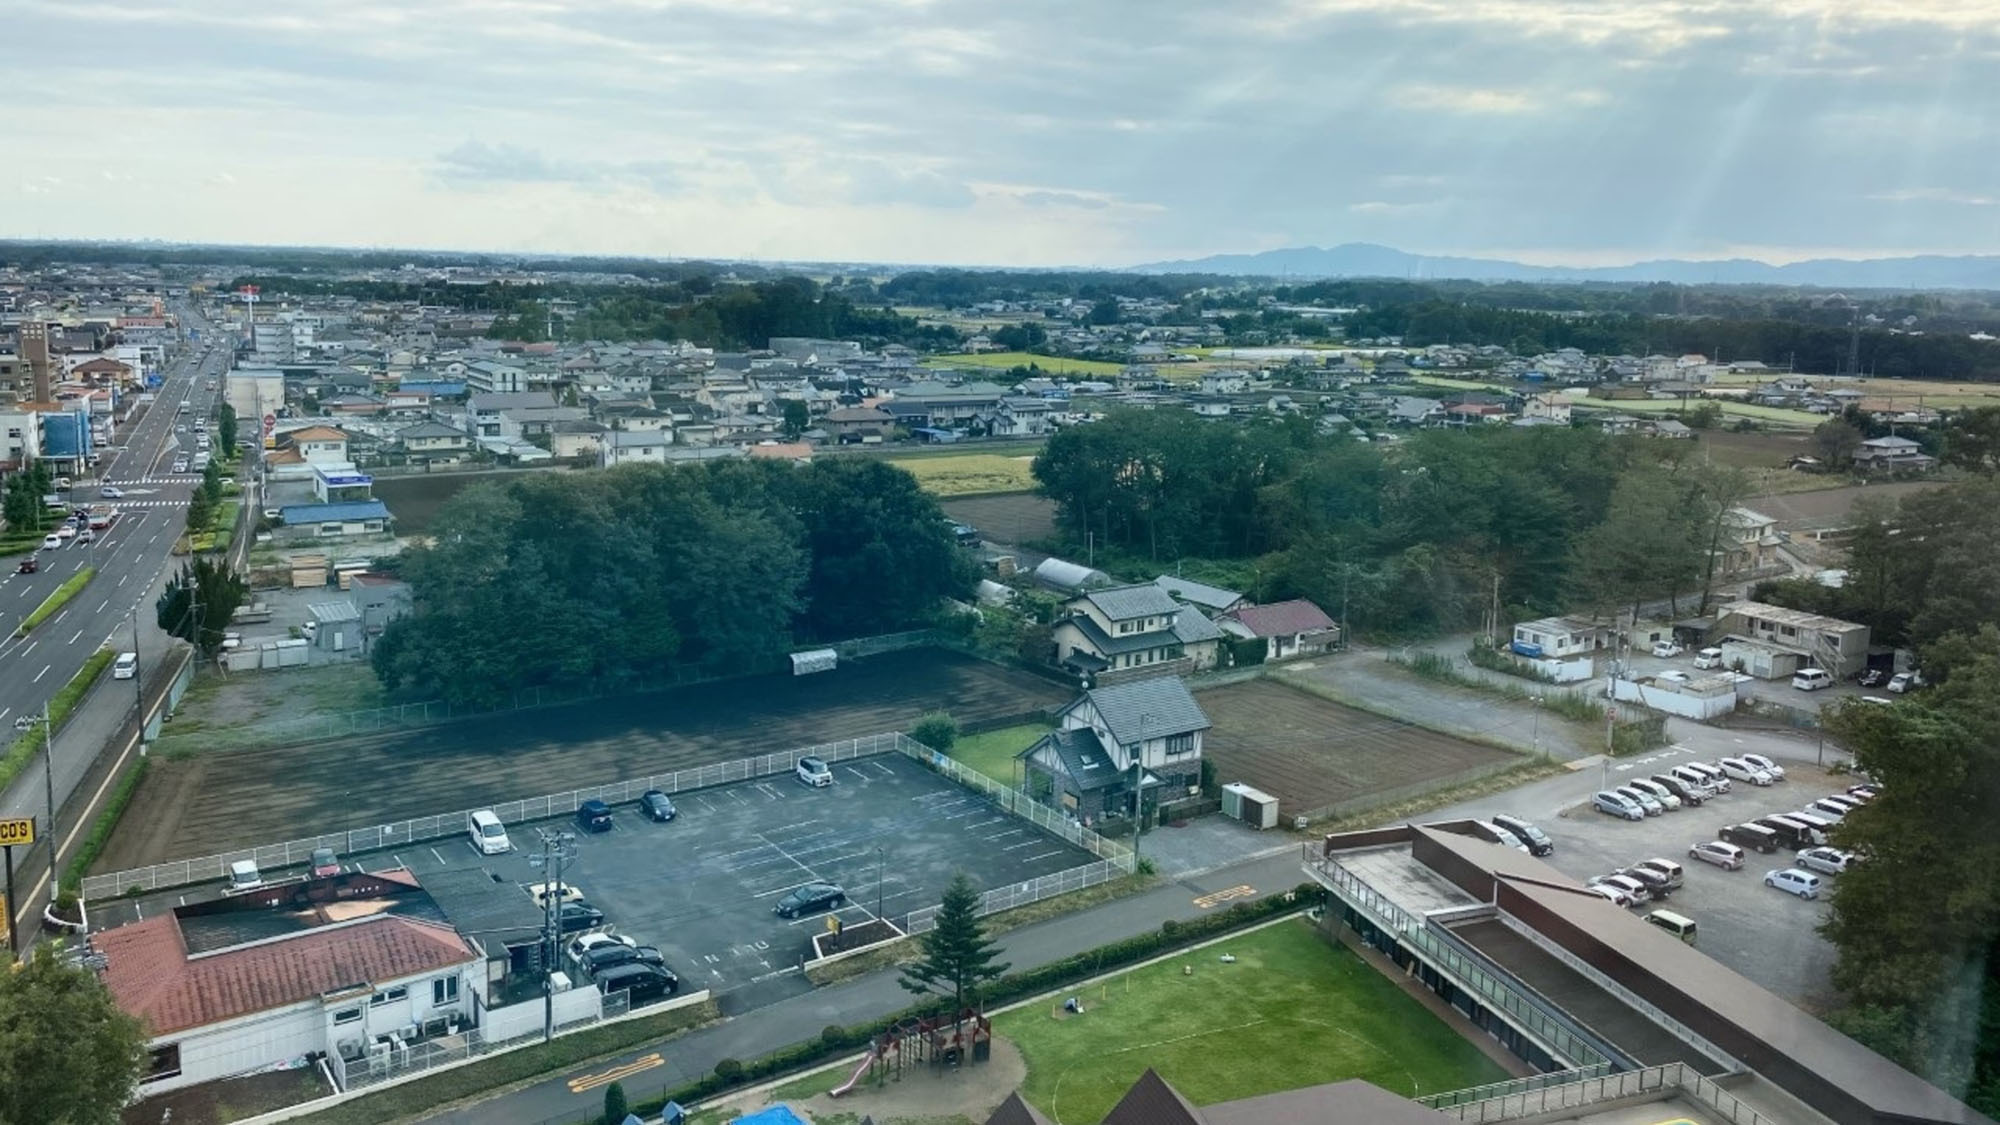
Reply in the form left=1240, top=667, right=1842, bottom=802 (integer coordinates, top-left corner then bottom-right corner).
left=0, top=818, right=33, bottom=848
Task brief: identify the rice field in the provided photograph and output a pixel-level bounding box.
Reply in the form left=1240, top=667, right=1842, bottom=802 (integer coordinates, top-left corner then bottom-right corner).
left=925, top=352, right=1127, bottom=377
left=887, top=452, right=1040, bottom=496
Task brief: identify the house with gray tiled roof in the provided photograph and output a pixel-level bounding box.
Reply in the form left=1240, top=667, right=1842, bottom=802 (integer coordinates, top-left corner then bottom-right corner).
left=1052, top=582, right=1223, bottom=683
left=1018, top=677, right=1211, bottom=822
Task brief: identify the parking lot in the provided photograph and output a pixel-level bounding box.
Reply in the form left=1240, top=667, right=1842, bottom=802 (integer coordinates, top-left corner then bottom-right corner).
left=94, top=753, right=1095, bottom=993
left=1539, top=746, right=1850, bottom=1008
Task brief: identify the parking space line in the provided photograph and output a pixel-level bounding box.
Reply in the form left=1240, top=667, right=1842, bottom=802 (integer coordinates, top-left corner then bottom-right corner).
left=1003, top=840, right=1041, bottom=851
left=429, top=847, right=448, bottom=866
left=1022, top=850, right=1067, bottom=862
left=844, top=766, right=870, bottom=781
left=756, top=833, right=819, bottom=879
left=727, top=790, right=747, bottom=803
left=870, top=760, right=896, bottom=776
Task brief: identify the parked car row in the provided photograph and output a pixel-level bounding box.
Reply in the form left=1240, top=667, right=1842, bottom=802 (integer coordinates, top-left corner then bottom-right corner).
left=1593, top=756, right=1798, bottom=822
left=567, top=930, right=680, bottom=1006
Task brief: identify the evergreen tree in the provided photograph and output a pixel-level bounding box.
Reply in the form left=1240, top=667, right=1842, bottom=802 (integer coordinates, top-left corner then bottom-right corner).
left=901, top=872, right=1009, bottom=1014
left=600, top=1080, right=629, bottom=1125
left=0, top=944, right=147, bottom=1125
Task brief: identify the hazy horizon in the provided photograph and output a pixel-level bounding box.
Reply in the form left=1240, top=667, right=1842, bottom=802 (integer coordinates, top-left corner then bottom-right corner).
left=8, top=1, right=1997, bottom=269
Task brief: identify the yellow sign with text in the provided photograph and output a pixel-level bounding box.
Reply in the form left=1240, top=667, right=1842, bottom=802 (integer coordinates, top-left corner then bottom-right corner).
left=0, top=818, right=33, bottom=848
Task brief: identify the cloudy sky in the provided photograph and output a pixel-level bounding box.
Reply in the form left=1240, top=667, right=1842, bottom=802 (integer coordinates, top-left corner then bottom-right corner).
left=6, top=0, right=1998, bottom=267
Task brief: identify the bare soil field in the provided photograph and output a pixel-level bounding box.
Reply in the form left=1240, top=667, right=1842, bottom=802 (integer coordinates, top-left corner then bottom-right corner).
left=939, top=491, right=1057, bottom=546
left=1745, top=480, right=1949, bottom=531
left=100, top=648, right=1067, bottom=868
left=1195, top=678, right=1517, bottom=821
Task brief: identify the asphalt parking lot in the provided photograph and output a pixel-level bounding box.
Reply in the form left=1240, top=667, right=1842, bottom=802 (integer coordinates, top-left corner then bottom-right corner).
left=1538, top=747, right=1851, bottom=1008
left=93, top=753, right=1095, bottom=993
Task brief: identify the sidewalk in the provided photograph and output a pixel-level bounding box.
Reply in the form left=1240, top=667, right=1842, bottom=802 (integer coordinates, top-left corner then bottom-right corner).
left=418, top=848, right=1312, bottom=1124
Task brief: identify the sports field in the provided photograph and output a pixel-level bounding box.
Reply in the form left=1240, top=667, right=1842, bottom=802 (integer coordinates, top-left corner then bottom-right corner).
left=887, top=453, right=1039, bottom=496
left=925, top=351, right=1125, bottom=377
left=994, top=919, right=1509, bottom=1123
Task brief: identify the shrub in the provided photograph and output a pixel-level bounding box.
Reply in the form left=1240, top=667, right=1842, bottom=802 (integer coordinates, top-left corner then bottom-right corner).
left=910, top=712, right=958, bottom=753
left=1467, top=641, right=1555, bottom=683
left=601, top=1081, right=628, bottom=1125
left=1545, top=693, right=1606, bottom=724
left=713, top=1058, right=743, bottom=1085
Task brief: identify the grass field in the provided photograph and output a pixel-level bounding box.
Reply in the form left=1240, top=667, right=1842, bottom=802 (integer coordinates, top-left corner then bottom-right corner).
left=1410, top=374, right=1496, bottom=391
left=887, top=453, right=1038, bottom=496
left=925, top=352, right=1126, bottom=377
left=995, top=919, right=1509, bottom=1122
left=948, top=722, right=1051, bottom=785
left=1706, top=371, right=2000, bottom=409
left=1589, top=397, right=1824, bottom=428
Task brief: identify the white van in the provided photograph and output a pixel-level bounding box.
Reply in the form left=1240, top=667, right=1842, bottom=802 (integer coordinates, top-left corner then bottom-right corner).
left=469, top=809, right=510, bottom=855
left=1692, top=647, right=1725, bottom=670
left=225, top=859, right=264, bottom=894
left=1791, top=668, right=1834, bottom=691
left=1644, top=909, right=1698, bottom=944
left=112, top=652, right=138, bottom=680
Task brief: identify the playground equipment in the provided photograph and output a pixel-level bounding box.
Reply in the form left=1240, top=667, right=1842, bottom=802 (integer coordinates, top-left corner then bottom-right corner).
left=830, top=1008, right=993, bottom=1096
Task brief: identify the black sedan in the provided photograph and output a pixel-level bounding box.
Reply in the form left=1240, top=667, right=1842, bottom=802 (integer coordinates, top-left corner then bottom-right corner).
left=556, top=901, right=606, bottom=934
left=774, top=882, right=845, bottom=919
left=639, top=790, right=676, bottom=822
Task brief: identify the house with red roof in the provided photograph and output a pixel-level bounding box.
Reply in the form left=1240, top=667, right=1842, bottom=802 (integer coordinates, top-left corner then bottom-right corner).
left=96, top=904, right=479, bottom=1095
left=1218, top=599, right=1340, bottom=663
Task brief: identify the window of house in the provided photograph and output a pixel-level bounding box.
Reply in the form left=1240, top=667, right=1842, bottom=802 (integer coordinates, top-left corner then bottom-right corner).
left=1165, top=733, right=1196, bottom=757
left=370, top=986, right=408, bottom=1007
left=433, top=976, right=459, bottom=1005
left=142, top=1044, right=182, bottom=1084
left=333, top=1007, right=363, bottom=1025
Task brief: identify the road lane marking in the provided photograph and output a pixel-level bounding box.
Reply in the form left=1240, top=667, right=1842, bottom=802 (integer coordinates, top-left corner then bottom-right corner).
left=567, top=1053, right=664, bottom=1094
left=68, top=629, right=83, bottom=644
left=33, top=664, right=50, bottom=683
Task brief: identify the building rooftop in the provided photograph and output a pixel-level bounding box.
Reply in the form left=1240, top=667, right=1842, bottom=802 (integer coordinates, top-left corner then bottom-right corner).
left=279, top=500, right=392, bottom=524
left=1077, top=583, right=1182, bottom=622
left=1718, top=600, right=1864, bottom=632
left=1072, top=676, right=1212, bottom=746
left=1220, top=599, right=1337, bottom=638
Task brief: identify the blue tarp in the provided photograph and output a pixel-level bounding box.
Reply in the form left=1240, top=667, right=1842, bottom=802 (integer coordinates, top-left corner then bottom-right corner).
left=734, top=1109, right=808, bottom=1125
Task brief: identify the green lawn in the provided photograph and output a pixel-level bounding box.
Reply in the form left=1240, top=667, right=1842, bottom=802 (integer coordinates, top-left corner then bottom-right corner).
left=995, top=919, right=1508, bottom=1123
left=948, top=722, right=1051, bottom=786
left=925, top=352, right=1126, bottom=377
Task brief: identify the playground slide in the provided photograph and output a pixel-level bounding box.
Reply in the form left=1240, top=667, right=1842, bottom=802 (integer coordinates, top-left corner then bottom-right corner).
left=829, top=1048, right=878, bottom=1098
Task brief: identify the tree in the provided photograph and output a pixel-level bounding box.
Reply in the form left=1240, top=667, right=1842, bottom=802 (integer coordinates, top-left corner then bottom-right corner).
left=218, top=401, right=238, bottom=450
left=910, top=712, right=957, bottom=752
left=1814, top=417, right=1864, bottom=468
left=600, top=1080, right=630, bottom=1125
left=1086, top=297, right=1122, bottom=326
left=156, top=557, right=247, bottom=653
left=185, top=488, right=215, bottom=535
left=201, top=458, right=224, bottom=505
left=780, top=399, right=810, bottom=440
left=1941, top=406, right=2000, bottom=475
left=1822, top=629, right=2000, bottom=1111
left=901, top=872, right=1009, bottom=1013
left=0, top=942, right=147, bottom=1125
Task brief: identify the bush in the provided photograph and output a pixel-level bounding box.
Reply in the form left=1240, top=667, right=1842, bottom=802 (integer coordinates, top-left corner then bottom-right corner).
left=63, top=757, right=149, bottom=892
left=1467, top=641, right=1555, bottom=683
left=1611, top=712, right=1670, bottom=757
left=601, top=1081, right=628, bottom=1125
left=1227, top=635, right=1266, bottom=667
left=1545, top=693, right=1606, bottom=724
left=910, top=712, right=958, bottom=752
left=713, top=1058, right=743, bottom=1085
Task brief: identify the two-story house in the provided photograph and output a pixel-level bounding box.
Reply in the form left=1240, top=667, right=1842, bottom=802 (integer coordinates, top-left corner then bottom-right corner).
left=1052, top=583, right=1224, bottom=683
left=395, top=420, right=471, bottom=465
left=1018, top=677, right=1211, bottom=822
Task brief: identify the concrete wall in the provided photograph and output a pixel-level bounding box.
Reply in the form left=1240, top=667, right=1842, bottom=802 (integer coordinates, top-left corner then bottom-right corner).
left=1612, top=678, right=1738, bottom=721
left=480, top=985, right=601, bottom=1044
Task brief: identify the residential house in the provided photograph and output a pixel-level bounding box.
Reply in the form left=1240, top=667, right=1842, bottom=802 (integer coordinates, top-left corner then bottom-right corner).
left=97, top=885, right=480, bottom=1096
left=1852, top=435, right=1934, bottom=473
left=270, top=425, right=350, bottom=468
left=1510, top=616, right=1603, bottom=659
left=462, top=391, right=557, bottom=440
left=395, top=420, right=471, bottom=465
left=1387, top=396, right=1444, bottom=426
left=1052, top=582, right=1224, bottom=682
left=1018, top=677, right=1211, bottom=821
left=275, top=500, right=392, bottom=542
left=600, top=429, right=674, bottom=467
left=1718, top=507, right=1781, bottom=575
left=890, top=380, right=1006, bottom=428
left=990, top=395, right=1052, bottom=437
left=822, top=405, right=896, bottom=443
left=1218, top=599, right=1340, bottom=662
left=1442, top=401, right=1509, bottom=426
left=1711, top=600, right=1869, bottom=678
left=464, top=360, right=525, bottom=394
left=549, top=419, right=607, bottom=460
left=1521, top=393, right=1572, bottom=424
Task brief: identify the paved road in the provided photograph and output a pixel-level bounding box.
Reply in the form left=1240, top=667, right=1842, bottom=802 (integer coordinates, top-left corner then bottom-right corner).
left=0, top=303, right=228, bottom=879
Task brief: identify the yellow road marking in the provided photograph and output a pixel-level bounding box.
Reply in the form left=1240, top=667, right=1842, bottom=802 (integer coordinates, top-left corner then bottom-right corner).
left=1192, top=884, right=1256, bottom=909
left=568, top=1052, right=663, bottom=1094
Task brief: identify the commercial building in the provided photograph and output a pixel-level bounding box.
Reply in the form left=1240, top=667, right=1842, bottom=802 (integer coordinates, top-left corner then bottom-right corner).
left=1711, top=600, right=1869, bottom=679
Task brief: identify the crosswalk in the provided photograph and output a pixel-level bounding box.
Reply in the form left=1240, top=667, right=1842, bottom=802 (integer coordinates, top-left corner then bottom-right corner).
left=110, top=475, right=198, bottom=485
left=111, top=499, right=188, bottom=509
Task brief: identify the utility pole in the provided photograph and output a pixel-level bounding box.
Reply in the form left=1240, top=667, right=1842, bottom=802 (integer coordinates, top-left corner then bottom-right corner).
left=527, top=827, right=577, bottom=1043
left=875, top=846, right=885, bottom=920
left=41, top=702, right=56, bottom=858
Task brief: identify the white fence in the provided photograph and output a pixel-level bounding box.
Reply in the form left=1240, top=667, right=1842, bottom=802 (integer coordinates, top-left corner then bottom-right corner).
left=1422, top=1062, right=1775, bottom=1124
left=84, top=733, right=904, bottom=899
left=890, top=733, right=1135, bottom=867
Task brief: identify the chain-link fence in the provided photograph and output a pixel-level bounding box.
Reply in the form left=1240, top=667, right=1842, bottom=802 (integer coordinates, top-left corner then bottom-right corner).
left=84, top=734, right=902, bottom=899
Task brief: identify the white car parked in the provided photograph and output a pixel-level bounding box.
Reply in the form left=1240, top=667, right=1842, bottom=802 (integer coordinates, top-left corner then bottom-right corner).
left=1719, top=757, right=1775, bottom=786
left=1650, top=640, right=1685, bottom=658
left=1797, top=847, right=1852, bottom=875
left=1627, top=778, right=1682, bottom=812
left=1764, top=868, right=1823, bottom=900
left=1740, top=753, right=1786, bottom=782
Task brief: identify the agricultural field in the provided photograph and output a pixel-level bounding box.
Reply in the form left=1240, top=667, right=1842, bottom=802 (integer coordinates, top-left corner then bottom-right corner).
left=1707, top=371, right=2000, bottom=410
left=925, top=351, right=1126, bottom=377
left=993, top=919, right=1509, bottom=1123
left=1590, top=396, right=1824, bottom=428
left=939, top=492, right=1058, bottom=546
left=887, top=453, right=1039, bottom=496
left=1196, top=679, right=1518, bottom=822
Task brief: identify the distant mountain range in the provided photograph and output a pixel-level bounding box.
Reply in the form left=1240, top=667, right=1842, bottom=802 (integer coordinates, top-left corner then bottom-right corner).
left=1128, top=242, right=2000, bottom=290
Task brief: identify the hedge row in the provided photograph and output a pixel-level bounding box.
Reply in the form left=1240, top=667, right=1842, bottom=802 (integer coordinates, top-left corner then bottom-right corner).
left=63, top=756, right=149, bottom=894
left=634, top=885, right=1323, bottom=1117
left=16, top=566, right=95, bottom=637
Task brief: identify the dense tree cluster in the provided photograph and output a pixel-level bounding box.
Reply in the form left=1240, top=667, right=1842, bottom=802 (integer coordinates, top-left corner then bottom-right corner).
left=1032, top=411, right=1748, bottom=634
left=0, top=943, right=147, bottom=1125
left=1821, top=631, right=2000, bottom=1114
left=371, top=460, right=976, bottom=704
left=2, top=461, right=56, bottom=535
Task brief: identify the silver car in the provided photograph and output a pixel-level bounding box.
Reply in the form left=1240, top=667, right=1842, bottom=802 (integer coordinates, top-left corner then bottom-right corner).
left=1615, top=785, right=1665, bottom=816
left=1628, top=778, right=1682, bottom=811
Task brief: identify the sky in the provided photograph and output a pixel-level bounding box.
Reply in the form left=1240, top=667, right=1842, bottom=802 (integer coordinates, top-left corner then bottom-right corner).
left=6, top=0, right=2000, bottom=268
